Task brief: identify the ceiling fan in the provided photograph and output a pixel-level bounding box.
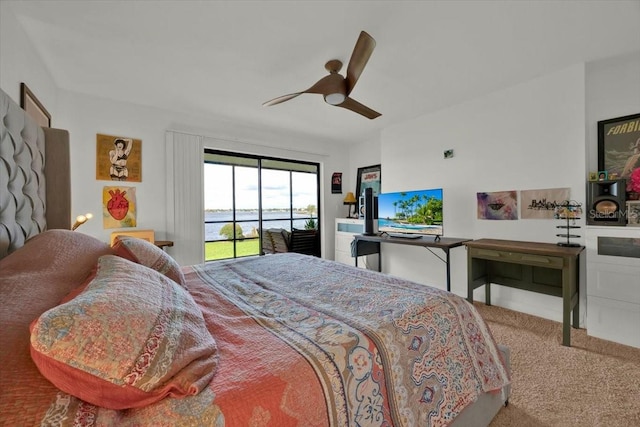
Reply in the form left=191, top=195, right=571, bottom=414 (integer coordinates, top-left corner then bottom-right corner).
left=263, top=31, right=381, bottom=119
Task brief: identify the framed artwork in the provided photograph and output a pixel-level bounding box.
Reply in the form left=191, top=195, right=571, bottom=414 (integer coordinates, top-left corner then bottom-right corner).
left=626, top=201, right=640, bottom=226
left=520, top=187, right=570, bottom=220
left=598, top=113, right=640, bottom=179
left=477, top=190, right=518, bottom=220
left=20, top=83, right=51, bottom=128
left=331, top=172, right=342, bottom=194
left=597, top=170, right=608, bottom=181
left=96, top=133, right=142, bottom=182
left=103, top=186, right=137, bottom=229
left=355, top=164, right=381, bottom=197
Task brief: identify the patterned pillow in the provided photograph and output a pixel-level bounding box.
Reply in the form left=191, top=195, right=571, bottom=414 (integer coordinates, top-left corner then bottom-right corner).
left=112, top=235, right=185, bottom=286
left=30, top=255, right=218, bottom=410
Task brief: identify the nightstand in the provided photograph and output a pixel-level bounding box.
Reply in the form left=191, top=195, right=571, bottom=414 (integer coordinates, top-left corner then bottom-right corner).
left=155, top=240, right=174, bottom=251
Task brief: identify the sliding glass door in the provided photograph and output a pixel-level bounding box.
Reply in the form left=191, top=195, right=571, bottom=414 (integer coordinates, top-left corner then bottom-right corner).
left=204, top=150, right=319, bottom=261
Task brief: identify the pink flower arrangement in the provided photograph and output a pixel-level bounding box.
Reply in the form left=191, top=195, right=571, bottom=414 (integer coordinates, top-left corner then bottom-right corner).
left=628, top=167, right=640, bottom=193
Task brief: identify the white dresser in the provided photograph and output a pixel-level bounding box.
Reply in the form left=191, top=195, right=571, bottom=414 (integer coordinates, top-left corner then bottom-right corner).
left=585, top=226, right=640, bottom=348
left=335, top=218, right=373, bottom=269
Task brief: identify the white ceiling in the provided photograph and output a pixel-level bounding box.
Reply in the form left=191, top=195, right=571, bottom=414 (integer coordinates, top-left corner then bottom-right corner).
left=6, top=0, right=640, bottom=145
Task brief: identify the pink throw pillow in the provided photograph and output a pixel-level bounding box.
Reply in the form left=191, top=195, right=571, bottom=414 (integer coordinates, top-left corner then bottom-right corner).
left=30, top=255, right=218, bottom=409
left=112, top=235, right=185, bottom=286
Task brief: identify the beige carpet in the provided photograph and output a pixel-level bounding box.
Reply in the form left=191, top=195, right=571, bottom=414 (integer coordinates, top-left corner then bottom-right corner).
left=473, top=303, right=640, bottom=427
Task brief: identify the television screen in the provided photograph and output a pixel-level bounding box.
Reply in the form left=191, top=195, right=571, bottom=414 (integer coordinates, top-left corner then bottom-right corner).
left=377, top=188, right=443, bottom=236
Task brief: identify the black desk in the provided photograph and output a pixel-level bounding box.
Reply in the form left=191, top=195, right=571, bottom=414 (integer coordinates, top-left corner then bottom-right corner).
left=465, top=239, right=584, bottom=346
left=352, top=234, right=472, bottom=292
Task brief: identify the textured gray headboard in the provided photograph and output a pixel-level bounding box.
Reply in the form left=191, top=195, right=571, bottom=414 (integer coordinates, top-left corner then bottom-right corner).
left=0, top=88, right=71, bottom=259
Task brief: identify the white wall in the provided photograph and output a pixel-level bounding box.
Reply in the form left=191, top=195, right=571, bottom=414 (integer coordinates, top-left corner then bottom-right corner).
left=53, top=90, right=348, bottom=260
left=1, top=2, right=349, bottom=262
left=0, top=3, right=57, bottom=122
left=379, top=64, right=588, bottom=323
left=354, top=51, right=639, bottom=327
left=585, top=52, right=640, bottom=173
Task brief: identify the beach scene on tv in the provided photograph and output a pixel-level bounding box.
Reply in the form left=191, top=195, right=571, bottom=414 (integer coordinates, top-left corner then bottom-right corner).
left=377, top=188, right=444, bottom=236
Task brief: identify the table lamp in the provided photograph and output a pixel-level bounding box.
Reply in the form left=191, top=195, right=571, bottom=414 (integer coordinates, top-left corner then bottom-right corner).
left=72, top=213, right=93, bottom=231
left=343, top=192, right=357, bottom=218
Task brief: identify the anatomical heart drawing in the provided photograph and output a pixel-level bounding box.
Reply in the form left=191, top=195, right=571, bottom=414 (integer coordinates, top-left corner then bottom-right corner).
left=103, top=186, right=137, bottom=228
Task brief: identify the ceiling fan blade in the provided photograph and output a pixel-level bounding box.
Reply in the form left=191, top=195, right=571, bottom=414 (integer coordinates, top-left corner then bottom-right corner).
left=337, top=97, right=381, bottom=119
left=345, top=31, right=376, bottom=95
left=263, top=92, right=303, bottom=107
left=306, top=73, right=345, bottom=95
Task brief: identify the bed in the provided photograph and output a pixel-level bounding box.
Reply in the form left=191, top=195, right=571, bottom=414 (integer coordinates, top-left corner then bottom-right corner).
left=0, top=87, right=510, bottom=426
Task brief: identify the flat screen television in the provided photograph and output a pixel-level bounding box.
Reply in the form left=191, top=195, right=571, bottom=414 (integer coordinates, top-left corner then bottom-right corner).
left=377, top=188, right=443, bottom=237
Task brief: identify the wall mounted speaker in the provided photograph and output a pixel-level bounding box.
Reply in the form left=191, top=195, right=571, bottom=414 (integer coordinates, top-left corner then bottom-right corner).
left=363, top=187, right=378, bottom=235
left=586, top=179, right=626, bottom=225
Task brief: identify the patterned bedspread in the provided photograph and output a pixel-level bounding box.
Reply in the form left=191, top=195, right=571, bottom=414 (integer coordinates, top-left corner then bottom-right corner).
left=3, top=252, right=509, bottom=426
left=191, top=253, right=510, bottom=426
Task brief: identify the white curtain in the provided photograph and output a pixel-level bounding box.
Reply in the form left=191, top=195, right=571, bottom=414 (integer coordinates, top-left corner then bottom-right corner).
left=165, top=131, right=204, bottom=265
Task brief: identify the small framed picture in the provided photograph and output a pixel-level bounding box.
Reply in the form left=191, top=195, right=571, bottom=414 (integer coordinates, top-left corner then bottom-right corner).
left=626, top=201, right=640, bottom=226
left=597, top=170, right=608, bottom=181
left=588, top=172, right=598, bottom=181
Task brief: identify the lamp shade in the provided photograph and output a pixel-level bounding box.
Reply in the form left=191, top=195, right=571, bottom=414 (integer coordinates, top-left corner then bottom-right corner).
left=343, top=192, right=357, bottom=204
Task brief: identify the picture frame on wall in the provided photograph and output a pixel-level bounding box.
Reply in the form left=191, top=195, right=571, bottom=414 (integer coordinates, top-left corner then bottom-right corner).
left=96, top=133, right=142, bottom=182
left=597, top=113, right=640, bottom=180
left=355, top=164, right=381, bottom=197
left=20, top=83, right=51, bottom=128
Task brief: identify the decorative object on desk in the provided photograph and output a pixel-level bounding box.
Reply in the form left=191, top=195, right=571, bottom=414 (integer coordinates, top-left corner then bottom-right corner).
left=597, top=170, right=608, bottom=181
left=343, top=192, right=357, bottom=218
left=71, top=213, right=93, bottom=231
left=554, top=200, right=582, bottom=247
left=477, top=190, right=518, bottom=220
left=588, top=172, right=598, bottom=181
left=626, top=167, right=640, bottom=200
left=96, top=133, right=142, bottom=182
left=103, top=186, right=137, bottom=228
left=597, top=113, right=640, bottom=180
left=625, top=201, right=640, bottom=226
left=20, top=83, right=51, bottom=127
left=355, top=164, right=381, bottom=198
left=520, top=187, right=570, bottom=220
left=331, top=172, right=342, bottom=194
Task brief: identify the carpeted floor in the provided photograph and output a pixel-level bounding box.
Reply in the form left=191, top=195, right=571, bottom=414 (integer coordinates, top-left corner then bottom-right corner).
left=473, top=303, right=640, bottom=427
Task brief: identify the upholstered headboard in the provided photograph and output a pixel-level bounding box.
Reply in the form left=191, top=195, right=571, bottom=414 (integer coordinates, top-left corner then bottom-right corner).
left=0, top=88, right=71, bottom=259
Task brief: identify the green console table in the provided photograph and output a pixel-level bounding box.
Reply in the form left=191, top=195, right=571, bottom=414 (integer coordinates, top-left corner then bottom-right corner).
left=465, top=239, right=584, bottom=347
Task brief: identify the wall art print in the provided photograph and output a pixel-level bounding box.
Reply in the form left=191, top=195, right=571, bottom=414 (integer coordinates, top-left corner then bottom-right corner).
left=355, top=164, right=381, bottom=197
left=103, top=186, right=137, bottom=229
left=96, top=133, right=142, bottom=182
left=331, top=172, right=342, bottom=194
left=598, top=113, right=640, bottom=180
left=477, top=190, right=518, bottom=220
left=520, top=187, right=570, bottom=219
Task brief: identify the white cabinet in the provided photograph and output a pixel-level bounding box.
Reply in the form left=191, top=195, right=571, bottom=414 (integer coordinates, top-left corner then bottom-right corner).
left=335, top=218, right=372, bottom=268
left=585, top=226, right=640, bottom=348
